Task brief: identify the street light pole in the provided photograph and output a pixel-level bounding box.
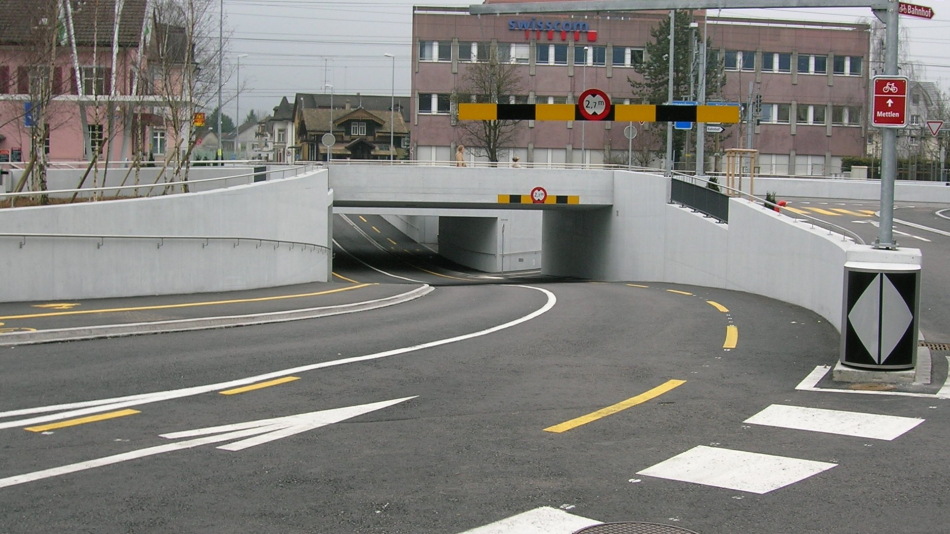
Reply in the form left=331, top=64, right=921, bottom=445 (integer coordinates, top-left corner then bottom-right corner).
left=666, top=9, right=675, bottom=176
left=235, top=53, right=248, bottom=160
left=217, top=0, right=223, bottom=162
left=384, top=53, right=395, bottom=162
left=325, top=83, right=333, bottom=165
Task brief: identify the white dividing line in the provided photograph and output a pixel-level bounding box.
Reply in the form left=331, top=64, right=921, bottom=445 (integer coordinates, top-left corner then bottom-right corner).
left=457, top=506, right=600, bottom=534
left=854, top=220, right=931, bottom=242
left=0, top=397, right=414, bottom=489
left=336, top=213, right=425, bottom=283
left=892, top=217, right=950, bottom=239
left=795, top=364, right=950, bottom=399
left=0, top=286, right=556, bottom=430
left=637, top=445, right=836, bottom=495
left=744, top=404, right=924, bottom=441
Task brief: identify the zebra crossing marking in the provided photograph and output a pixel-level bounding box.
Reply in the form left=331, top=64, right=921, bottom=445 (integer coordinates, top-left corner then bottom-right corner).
left=637, top=445, right=836, bottom=494
left=744, top=404, right=924, bottom=441
left=457, top=506, right=600, bottom=533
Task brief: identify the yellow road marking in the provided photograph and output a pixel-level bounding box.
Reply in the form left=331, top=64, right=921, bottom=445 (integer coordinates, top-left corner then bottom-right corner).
left=831, top=208, right=869, bottom=217
left=544, top=380, right=686, bottom=433
left=783, top=206, right=808, bottom=215
left=220, top=376, right=300, bottom=396
left=804, top=207, right=839, bottom=216
left=25, top=409, right=140, bottom=432
left=859, top=210, right=876, bottom=215
left=0, top=327, right=37, bottom=334
left=359, top=216, right=368, bottom=223
left=724, top=325, right=739, bottom=349
left=387, top=238, right=398, bottom=245
left=332, top=272, right=360, bottom=284
left=626, top=284, right=649, bottom=288
left=0, top=284, right=377, bottom=321
left=412, top=265, right=470, bottom=281
left=667, top=290, right=693, bottom=296
left=707, top=301, right=729, bottom=313
left=32, top=303, right=80, bottom=310
left=371, top=226, right=381, bottom=233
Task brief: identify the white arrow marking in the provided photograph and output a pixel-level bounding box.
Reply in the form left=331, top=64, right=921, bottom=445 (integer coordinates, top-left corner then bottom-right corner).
left=0, top=286, right=556, bottom=430
left=0, top=397, right=414, bottom=489
left=887, top=98, right=894, bottom=107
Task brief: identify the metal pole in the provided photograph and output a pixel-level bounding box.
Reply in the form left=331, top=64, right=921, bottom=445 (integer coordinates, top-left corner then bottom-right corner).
left=628, top=122, right=633, bottom=169
left=696, top=16, right=707, bottom=177
left=582, top=46, right=588, bottom=168
left=217, top=0, right=223, bottom=163
left=665, top=9, right=675, bottom=176
left=385, top=53, right=395, bottom=162
left=236, top=54, right=247, bottom=160
left=877, top=0, right=898, bottom=249
left=745, top=81, right=754, bottom=150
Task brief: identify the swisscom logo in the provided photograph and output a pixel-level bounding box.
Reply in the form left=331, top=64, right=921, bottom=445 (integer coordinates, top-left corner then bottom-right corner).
left=508, top=18, right=599, bottom=42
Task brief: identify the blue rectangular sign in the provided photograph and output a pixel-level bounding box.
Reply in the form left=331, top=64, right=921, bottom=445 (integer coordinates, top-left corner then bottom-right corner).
left=672, top=101, right=695, bottom=130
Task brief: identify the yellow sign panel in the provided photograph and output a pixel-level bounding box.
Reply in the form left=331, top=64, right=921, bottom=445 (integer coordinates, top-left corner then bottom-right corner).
left=193, top=112, right=206, bottom=127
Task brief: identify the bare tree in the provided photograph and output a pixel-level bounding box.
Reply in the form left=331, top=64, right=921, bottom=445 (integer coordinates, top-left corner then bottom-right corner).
left=453, top=45, right=524, bottom=164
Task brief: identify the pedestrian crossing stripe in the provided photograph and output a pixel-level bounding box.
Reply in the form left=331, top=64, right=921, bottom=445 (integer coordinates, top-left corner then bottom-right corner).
left=458, top=507, right=600, bottom=533
left=784, top=206, right=873, bottom=217
left=459, top=103, right=740, bottom=123
left=499, top=194, right=580, bottom=205
left=744, top=404, right=924, bottom=441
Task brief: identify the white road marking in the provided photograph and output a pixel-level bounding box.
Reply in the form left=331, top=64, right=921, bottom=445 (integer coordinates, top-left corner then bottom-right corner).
left=853, top=220, right=931, bottom=242
left=892, top=217, right=950, bottom=239
left=0, top=286, right=556, bottom=430
left=0, top=397, right=413, bottom=489
left=637, top=445, right=836, bottom=494
left=744, top=404, right=924, bottom=441
left=796, top=364, right=950, bottom=399
left=457, top=506, right=600, bottom=534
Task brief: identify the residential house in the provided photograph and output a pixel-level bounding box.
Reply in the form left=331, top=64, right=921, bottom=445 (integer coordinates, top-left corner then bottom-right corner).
left=267, top=96, right=295, bottom=163
left=293, top=93, right=411, bottom=161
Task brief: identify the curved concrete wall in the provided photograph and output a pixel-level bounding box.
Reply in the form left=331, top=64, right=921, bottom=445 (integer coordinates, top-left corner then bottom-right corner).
left=0, top=170, right=332, bottom=303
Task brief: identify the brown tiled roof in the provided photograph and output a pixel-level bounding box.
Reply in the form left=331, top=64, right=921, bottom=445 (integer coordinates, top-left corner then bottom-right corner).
left=0, top=0, right=147, bottom=47
left=301, top=107, right=408, bottom=136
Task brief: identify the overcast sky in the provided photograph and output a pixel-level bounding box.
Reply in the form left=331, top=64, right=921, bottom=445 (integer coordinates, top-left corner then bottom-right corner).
left=224, top=0, right=950, bottom=120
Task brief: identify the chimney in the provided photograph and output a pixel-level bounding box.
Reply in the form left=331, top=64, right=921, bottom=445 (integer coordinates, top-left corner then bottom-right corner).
left=345, top=100, right=351, bottom=111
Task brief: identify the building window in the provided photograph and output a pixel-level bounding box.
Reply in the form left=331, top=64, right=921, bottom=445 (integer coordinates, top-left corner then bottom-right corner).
left=553, top=44, right=568, bottom=65
left=797, top=54, right=827, bottom=74
left=611, top=46, right=644, bottom=68
left=574, top=46, right=606, bottom=66
left=151, top=129, right=166, bottom=155
left=796, top=104, right=827, bottom=125
left=350, top=121, right=366, bottom=136
left=777, top=104, right=791, bottom=123
left=912, top=93, right=920, bottom=105
left=476, top=42, right=492, bottom=62
left=276, top=128, right=285, bottom=143
left=724, top=50, right=754, bottom=71
left=760, top=104, right=773, bottom=123
left=536, top=44, right=568, bottom=65
left=833, top=55, right=862, bottom=76
left=762, top=52, right=791, bottom=73
left=510, top=43, right=530, bottom=64
left=458, top=41, right=475, bottom=62
left=910, top=114, right=921, bottom=126
left=813, top=105, right=826, bottom=124
left=832, top=105, right=862, bottom=126
left=88, top=124, right=104, bottom=155
left=81, top=66, right=109, bottom=96
left=419, top=93, right=434, bottom=113
left=419, top=40, right=451, bottom=62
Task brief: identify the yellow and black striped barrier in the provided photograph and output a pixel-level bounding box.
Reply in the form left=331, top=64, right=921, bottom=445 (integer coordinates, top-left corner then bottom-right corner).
left=458, top=103, right=739, bottom=123
left=498, top=194, right=580, bottom=205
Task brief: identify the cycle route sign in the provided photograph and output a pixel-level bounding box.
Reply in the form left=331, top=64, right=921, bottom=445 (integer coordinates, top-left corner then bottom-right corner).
left=872, top=76, right=908, bottom=128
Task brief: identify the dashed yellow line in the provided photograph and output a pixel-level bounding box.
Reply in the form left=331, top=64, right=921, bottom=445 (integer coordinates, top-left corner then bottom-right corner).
left=783, top=206, right=808, bottom=215
left=831, top=208, right=869, bottom=217
left=707, top=301, right=729, bottom=313
left=626, top=284, right=649, bottom=288
left=544, top=380, right=687, bottom=433
left=387, top=238, right=398, bottom=245
left=804, top=207, right=839, bottom=216
left=371, top=226, right=381, bottom=233
left=724, top=325, right=739, bottom=349
left=358, top=216, right=368, bottom=223
left=859, top=210, right=876, bottom=216
left=25, top=409, right=140, bottom=432
left=220, top=377, right=300, bottom=396
left=667, top=290, right=693, bottom=296
left=0, top=284, right=377, bottom=321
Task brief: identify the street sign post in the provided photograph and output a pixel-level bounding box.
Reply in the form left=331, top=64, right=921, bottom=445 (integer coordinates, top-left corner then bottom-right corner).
left=898, top=2, right=934, bottom=19
left=871, top=76, right=908, bottom=128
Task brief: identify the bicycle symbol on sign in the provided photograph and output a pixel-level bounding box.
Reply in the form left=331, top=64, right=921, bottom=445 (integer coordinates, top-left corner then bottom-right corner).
left=882, top=81, right=899, bottom=93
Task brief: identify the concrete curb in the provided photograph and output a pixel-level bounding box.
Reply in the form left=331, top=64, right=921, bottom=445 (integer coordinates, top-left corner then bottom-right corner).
left=0, top=285, right=434, bottom=347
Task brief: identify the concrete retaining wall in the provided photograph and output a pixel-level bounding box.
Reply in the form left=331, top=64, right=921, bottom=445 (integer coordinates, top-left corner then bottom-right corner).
left=0, top=170, right=332, bottom=303
left=2, top=166, right=268, bottom=197
left=745, top=176, right=950, bottom=203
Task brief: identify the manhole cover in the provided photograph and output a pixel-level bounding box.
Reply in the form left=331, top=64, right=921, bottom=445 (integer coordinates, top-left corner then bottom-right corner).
left=920, top=341, right=950, bottom=351
left=574, top=523, right=699, bottom=534
left=848, top=383, right=896, bottom=391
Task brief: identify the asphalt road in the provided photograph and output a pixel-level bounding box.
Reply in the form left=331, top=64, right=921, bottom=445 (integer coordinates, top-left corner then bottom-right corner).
left=1, top=213, right=948, bottom=534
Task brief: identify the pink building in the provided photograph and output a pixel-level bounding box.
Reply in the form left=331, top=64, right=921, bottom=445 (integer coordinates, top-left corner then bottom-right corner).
left=411, top=6, right=870, bottom=176
left=0, top=0, right=187, bottom=165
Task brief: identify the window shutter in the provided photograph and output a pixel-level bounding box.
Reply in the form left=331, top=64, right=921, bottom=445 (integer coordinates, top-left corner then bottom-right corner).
left=0, top=66, right=8, bottom=94
left=104, top=68, right=112, bottom=95
left=17, top=66, right=29, bottom=94
left=53, top=67, right=63, bottom=95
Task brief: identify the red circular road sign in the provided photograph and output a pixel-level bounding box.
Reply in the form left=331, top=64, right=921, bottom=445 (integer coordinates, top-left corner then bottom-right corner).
left=578, top=88, right=611, bottom=121
left=530, top=186, right=548, bottom=204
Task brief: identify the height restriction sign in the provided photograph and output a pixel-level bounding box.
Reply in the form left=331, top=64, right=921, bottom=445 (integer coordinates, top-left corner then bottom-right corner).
left=871, top=76, right=908, bottom=128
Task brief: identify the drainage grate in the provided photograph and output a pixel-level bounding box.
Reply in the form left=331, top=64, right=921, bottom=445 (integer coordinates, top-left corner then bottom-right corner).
left=574, top=523, right=700, bottom=534
left=920, top=341, right=950, bottom=351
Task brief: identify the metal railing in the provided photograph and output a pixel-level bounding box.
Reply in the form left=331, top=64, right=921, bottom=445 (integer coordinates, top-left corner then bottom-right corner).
left=0, top=232, right=331, bottom=254
left=669, top=172, right=865, bottom=245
